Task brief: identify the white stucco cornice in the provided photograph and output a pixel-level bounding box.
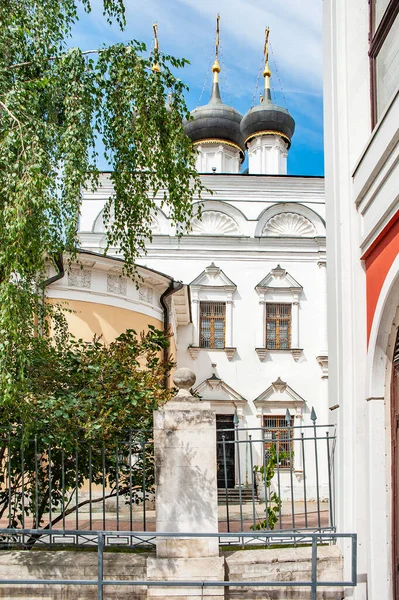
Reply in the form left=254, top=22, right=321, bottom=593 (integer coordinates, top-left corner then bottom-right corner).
left=196, top=174, right=325, bottom=203
left=83, top=173, right=325, bottom=201
left=78, top=235, right=326, bottom=264
left=44, top=250, right=179, bottom=322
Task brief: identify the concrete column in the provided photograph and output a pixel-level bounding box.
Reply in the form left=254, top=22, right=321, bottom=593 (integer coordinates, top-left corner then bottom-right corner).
left=148, top=368, right=224, bottom=598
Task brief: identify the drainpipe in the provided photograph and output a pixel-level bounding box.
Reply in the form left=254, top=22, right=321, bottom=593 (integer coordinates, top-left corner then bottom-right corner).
left=39, top=252, right=65, bottom=335
left=160, top=280, right=184, bottom=389
left=41, top=252, right=65, bottom=289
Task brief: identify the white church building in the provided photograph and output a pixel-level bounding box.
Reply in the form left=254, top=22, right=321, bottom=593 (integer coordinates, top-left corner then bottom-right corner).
left=77, top=33, right=328, bottom=499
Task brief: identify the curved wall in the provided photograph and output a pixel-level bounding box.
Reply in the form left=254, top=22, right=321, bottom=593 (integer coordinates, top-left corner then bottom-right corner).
left=364, top=212, right=399, bottom=341
left=54, top=299, right=163, bottom=344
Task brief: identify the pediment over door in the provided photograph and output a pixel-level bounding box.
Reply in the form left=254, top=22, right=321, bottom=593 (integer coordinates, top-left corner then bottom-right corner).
left=194, top=375, right=246, bottom=416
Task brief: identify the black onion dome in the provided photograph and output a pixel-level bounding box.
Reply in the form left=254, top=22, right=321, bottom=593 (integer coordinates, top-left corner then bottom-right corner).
left=240, top=92, right=295, bottom=148
left=184, top=81, right=245, bottom=154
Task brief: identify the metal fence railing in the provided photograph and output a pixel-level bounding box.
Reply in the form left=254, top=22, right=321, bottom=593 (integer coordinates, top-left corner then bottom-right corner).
left=217, top=411, right=336, bottom=535
left=0, top=529, right=357, bottom=600
left=0, top=416, right=335, bottom=546
left=0, top=429, right=154, bottom=536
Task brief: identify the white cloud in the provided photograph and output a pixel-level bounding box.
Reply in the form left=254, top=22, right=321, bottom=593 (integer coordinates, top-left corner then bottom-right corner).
left=75, top=0, right=322, bottom=95
left=115, top=0, right=322, bottom=91
left=71, top=0, right=324, bottom=174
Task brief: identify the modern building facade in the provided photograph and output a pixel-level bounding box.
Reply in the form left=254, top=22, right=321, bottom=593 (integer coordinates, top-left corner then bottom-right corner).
left=323, top=0, right=399, bottom=597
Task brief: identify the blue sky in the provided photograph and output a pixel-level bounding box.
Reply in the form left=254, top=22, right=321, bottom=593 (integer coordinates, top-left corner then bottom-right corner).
left=71, top=0, right=324, bottom=176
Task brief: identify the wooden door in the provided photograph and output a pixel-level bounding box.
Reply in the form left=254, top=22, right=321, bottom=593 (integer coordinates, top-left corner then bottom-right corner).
left=216, top=414, right=235, bottom=488
left=392, top=330, right=399, bottom=599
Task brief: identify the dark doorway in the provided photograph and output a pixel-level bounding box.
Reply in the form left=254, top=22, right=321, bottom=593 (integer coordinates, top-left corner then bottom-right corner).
left=216, top=414, right=235, bottom=488
left=393, top=330, right=399, bottom=599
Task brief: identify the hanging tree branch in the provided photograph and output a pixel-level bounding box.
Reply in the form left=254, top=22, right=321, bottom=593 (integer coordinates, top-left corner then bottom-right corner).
left=0, top=0, right=203, bottom=410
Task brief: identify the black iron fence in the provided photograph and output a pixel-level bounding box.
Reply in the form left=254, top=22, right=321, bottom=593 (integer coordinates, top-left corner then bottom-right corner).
left=0, top=416, right=335, bottom=546
left=0, top=429, right=154, bottom=535
left=217, top=410, right=336, bottom=535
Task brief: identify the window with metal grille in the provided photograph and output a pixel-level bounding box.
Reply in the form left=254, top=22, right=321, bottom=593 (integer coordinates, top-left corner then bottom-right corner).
left=263, top=415, right=294, bottom=468
left=266, top=303, right=291, bottom=349
left=200, top=302, right=226, bottom=348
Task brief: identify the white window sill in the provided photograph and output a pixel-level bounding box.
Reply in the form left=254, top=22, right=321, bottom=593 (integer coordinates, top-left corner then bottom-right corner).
left=188, top=346, right=236, bottom=361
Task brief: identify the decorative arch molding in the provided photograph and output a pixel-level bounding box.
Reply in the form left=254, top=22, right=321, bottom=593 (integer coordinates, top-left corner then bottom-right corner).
left=366, top=254, right=399, bottom=399
left=190, top=211, right=240, bottom=235
left=263, top=213, right=316, bottom=237
left=190, top=200, right=247, bottom=236
left=92, top=207, right=170, bottom=235
left=363, top=255, right=399, bottom=595
left=255, top=203, right=325, bottom=237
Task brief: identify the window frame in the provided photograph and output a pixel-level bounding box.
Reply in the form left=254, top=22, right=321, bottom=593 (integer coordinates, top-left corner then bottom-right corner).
left=263, top=415, right=294, bottom=469
left=369, top=0, right=399, bottom=127
left=189, top=263, right=237, bottom=359
left=265, top=302, right=292, bottom=350
left=255, top=266, right=303, bottom=360
left=199, top=301, right=226, bottom=349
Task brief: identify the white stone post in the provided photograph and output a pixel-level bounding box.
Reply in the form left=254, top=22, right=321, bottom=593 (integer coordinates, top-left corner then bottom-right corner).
left=147, top=368, right=224, bottom=598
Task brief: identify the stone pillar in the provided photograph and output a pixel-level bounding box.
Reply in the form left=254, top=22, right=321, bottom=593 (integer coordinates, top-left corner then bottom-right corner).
left=147, top=368, right=224, bottom=598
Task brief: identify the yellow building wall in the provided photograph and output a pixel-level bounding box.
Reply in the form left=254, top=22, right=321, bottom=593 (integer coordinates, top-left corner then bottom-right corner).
left=48, top=299, right=171, bottom=495
left=48, top=298, right=178, bottom=388
left=55, top=299, right=164, bottom=343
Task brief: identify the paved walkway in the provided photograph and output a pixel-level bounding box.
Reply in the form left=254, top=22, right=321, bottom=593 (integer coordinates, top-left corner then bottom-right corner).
left=0, top=502, right=330, bottom=533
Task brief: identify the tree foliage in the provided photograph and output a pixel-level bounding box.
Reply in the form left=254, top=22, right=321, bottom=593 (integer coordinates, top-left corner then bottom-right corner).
left=0, top=327, right=173, bottom=534
left=0, top=0, right=202, bottom=404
